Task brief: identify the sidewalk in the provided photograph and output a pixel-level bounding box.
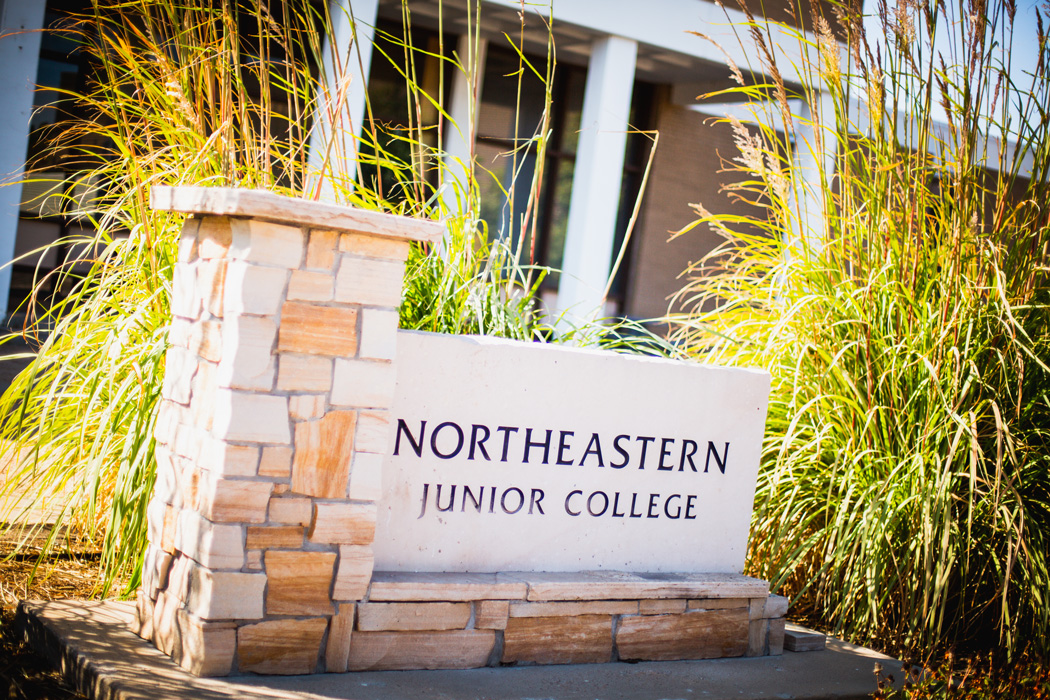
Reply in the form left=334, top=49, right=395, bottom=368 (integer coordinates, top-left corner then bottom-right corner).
left=18, top=599, right=899, bottom=700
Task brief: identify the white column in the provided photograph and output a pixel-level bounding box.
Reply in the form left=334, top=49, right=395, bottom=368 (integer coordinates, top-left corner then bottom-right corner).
left=790, top=92, right=837, bottom=254
left=307, top=0, right=379, bottom=202
left=0, top=0, right=45, bottom=321
left=441, top=33, right=487, bottom=218
left=555, top=35, right=637, bottom=324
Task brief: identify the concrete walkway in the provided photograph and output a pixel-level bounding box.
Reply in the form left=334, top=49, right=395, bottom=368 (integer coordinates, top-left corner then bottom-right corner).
left=18, top=599, right=899, bottom=700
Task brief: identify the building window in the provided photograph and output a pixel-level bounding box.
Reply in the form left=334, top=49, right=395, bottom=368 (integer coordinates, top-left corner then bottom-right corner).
left=475, top=44, right=654, bottom=307
left=359, top=18, right=454, bottom=203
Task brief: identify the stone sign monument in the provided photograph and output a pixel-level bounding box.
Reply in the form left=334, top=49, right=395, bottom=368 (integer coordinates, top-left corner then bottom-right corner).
left=376, top=331, right=770, bottom=573
left=132, top=186, right=784, bottom=677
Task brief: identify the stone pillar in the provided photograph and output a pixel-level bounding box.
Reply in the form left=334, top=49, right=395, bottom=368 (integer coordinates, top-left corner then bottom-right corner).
left=133, top=186, right=440, bottom=676
left=555, top=35, right=637, bottom=325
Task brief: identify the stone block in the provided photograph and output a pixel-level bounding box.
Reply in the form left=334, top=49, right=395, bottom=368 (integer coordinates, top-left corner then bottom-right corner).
left=357, top=603, right=471, bottom=632
left=347, top=452, right=383, bottom=502
left=502, top=615, right=613, bottom=665
left=197, top=217, right=232, bottom=259
left=330, top=359, right=396, bottom=409
left=353, top=410, right=390, bottom=453
left=289, top=394, right=326, bottom=421
left=196, top=258, right=227, bottom=318
left=152, top=447, right=180, bottom=506
left=784, top=624, right=825, bottom=652
left=223, top=260, right=287, bottom=316
left=688, top=597, right=750, bottom=611
left=157, top=502, right=178, bottom=554
left=258, top=445, right=293, bottom=478
left=165, top=553, right=193, bottom=602
left=747, top=618, right=769, bottom=657
left=288, top=269, right=334, bottom=302
left=217, top=315, right=277, bottom=392
left=334, top=256, right=404, bottom=307
left=246, top=549, right=263, bottom=571
left=509, top=601, right=638, bottom=617
left=339, top=232, right=411, bottom=261
left=178, top=218, right=199, bottom=263
left=367, top=572, right=528, bottom=602
left=175, top=509, right=245, bottom=570
left=268, top=496, right=312, bottom=525
left=177, top=462, right=201, bottom=511
left=173, top=423, right=206, bottom=462
left=474, top=600, right=509, bottom=630
left=152, top=590, right=182, bottom=657
left=291, top=411, right=356, bottom=498
left=153, top=399, right=179, bottom=447
left=189, top=320, right=222, bottom=363
left=142, top=545, right=174, bottom=600
left=265, top=550, right=336, bottom=616
left=639, top=599, right=688, bottom=615
left=332, top=545, right=373, bottom=601
left=358, top=308, right=399, bottom=360
left=325, top=603, right=356, bottom=673
left=185, top=566, right=266, bottom=621
left=238, top=618, right=327, bottom=675
left=308, top=502, right=376, bottom=545
left=131, top=589, right=155, bottom=640
left=616, top=608, right=749, bottom=662
left=176, top=609, right=236, bottom=677
left=768, top=617, right=785, bottom=655
left=348, top=630, right=495, bottom=671
left=277, top=302, right=358, bottom=357
left=171, top=262, right=201, bottom=320
left=245, top=525, right=303, bottom=549
left=306, top=229, right=338, bottom=270
left=198, top=440, right=259, bottom=478
left=750, top=594, right=789, bottom=620
left=161, top=346, right=197, bottom=405
left=276, top=353, right=333, bottom=393
left=168, top=317, right=192, bottom=349
left=213, top=390, right=290, bottom=444
left=197, top=475, right=271, bottom=523
left=229, top=218, right=305, bottom=268
left=189, top=361, right=217, bottom=430
left=511, top=572, right=768, bottom=602
left=152, top=188, right=442, bottom=244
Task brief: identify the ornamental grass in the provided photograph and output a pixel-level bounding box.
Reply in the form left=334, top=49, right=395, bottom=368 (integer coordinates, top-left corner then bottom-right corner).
left=670, top=0, right=1050, bottom=658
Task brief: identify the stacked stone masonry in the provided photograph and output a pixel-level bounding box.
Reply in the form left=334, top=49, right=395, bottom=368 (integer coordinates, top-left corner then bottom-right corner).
left=134, top=187, right=784, bottom=677
left=133, top=187, right=440, bottom=677
left=339, top=572, right=786, bottom=671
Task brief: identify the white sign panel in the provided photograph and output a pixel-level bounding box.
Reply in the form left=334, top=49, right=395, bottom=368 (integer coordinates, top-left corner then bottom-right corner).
left=373, top=331, right=770, bottom=573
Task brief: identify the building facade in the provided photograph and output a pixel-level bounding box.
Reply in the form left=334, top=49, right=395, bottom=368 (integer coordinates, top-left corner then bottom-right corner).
left=0, top=0, right=818, bottom=325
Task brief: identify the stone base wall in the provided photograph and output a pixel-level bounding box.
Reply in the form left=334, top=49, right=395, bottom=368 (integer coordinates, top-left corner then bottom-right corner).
left=347, top=572, right=786, bottom=670
left=131, top=570, right=785, bottom=675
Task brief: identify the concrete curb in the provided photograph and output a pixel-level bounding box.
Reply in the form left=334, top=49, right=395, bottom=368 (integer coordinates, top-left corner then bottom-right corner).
left=18, top=599, right=899, bottom=700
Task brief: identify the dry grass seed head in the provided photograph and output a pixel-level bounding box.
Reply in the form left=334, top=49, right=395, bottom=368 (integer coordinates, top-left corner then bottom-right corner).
left=688, top=31, right=746, bottom=86
left=816, top=15, right=841, bottom=84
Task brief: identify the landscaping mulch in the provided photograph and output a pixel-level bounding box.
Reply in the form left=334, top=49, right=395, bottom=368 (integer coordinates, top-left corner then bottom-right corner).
left=0, top=525, right=100, bottom=700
